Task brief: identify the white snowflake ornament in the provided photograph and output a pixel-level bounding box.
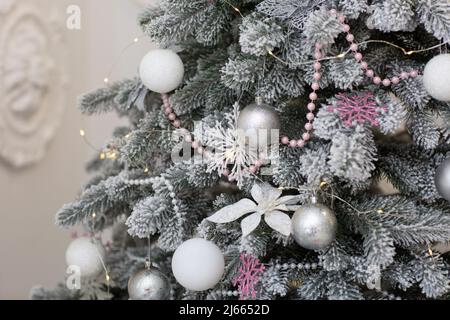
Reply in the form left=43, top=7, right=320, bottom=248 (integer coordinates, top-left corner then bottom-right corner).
left=207, top=183, right=300, bottom=237
left=201, top=103, right=260, bottom=188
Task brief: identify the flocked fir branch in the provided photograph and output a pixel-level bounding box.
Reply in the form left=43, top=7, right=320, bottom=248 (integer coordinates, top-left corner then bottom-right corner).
left=43, top=0, right=450, bottom=301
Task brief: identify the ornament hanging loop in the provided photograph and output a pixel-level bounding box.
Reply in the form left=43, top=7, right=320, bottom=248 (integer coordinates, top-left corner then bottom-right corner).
left=145, top=258, right=151, bottom=270
left=146, top=235, right=152, bottom=269
left=255, top=96, right=263, bottom=105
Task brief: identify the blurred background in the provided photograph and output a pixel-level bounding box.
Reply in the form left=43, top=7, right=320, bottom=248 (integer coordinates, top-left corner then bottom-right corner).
left=0, top=0, right=157, bottom=299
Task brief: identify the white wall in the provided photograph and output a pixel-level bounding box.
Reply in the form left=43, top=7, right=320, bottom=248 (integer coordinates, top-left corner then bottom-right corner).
left=0, top=0, right=156, bottom=299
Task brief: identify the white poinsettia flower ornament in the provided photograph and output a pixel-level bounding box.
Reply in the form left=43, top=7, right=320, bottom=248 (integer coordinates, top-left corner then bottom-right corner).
left=207, top=183, right=301, bottom=237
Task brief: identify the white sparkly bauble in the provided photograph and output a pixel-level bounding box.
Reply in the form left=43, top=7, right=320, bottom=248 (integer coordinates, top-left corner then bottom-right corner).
left=171, top=238, right=225, bottom=291
left=435, top=157, right=450, bottom=201
left=291, top=202, right=338, bottom=251
left=139, top=49, right=184, bottom=93
left=237, top=97, right=281, bottom=148
left=128, top=267, right=171, bottom=300
left=423, top=54, right=450, bottom=102
left=65, top=237, right=106, bottom=278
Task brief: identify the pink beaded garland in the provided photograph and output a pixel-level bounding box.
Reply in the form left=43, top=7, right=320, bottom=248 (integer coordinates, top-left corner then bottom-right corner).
left=160, top=9, right=423, bottom=177
left=346, top=34, right=354, bottom=42
left=255, top=160, right=263, bottom=168
left=302, top=132, right=311, bottom=141
left=307, top=103, right=316, bottom=111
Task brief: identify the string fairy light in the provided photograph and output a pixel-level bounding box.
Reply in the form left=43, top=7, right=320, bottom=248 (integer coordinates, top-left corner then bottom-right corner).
left=84, top=5, right=450, bottom=189
left=83, top=211, right=112, bottom=297
left=276, top=179, right=388, bottom=217
left=428, top=244, right=434, bottom=257
left=79, top=125, right=121, bottom=160
left=79, top=128, right=103, bottom=153
left=103, top=36, right=144, bottom=84
left=78, top=123, right=174, bottom=175
left=267, top=39, right=450, bottom=67
left=220, top=0, right=449, bottom=65
left=222, top=0, right=244, bottom=18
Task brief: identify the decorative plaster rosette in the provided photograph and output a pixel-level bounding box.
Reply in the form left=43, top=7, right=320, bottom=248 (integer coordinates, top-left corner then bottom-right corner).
left=0, top=2, right=66, bottom=167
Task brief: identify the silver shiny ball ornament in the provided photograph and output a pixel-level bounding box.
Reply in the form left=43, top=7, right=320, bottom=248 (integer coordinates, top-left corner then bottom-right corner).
left=291, top=200, right=338, bottom=250
left=435, top=158, right=450, bottom=201
left=237, top=97, right=281, bottom=148
left=128, top=267, right=171, bottom=300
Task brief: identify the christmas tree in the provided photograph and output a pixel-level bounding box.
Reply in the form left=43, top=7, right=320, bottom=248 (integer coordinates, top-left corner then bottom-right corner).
left=31, top=0, right=450, bottom=301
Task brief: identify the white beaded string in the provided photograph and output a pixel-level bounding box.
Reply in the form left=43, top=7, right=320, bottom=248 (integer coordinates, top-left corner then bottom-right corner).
left=274, top=261, right=320, bottom=271
left=212, top=290, right=240, bottom=297
left=121, top=176, right=153, bottom=186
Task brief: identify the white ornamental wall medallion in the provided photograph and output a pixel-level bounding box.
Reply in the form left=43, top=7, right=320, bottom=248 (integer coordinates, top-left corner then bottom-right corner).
left=0, top=1, right=66, bottom=168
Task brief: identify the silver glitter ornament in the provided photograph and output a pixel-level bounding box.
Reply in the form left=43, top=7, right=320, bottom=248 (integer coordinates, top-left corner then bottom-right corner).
left=291, top=199, right=337, bottom=250
left=237, top=97, right=281, bottom=148
left=435, top=158, right=450, bottom=202
left=128, top=267, right=171, bottom=300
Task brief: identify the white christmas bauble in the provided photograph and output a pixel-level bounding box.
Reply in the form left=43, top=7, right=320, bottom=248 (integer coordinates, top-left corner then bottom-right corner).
left=171, top=238, right=225, bottom=291
left=65, top=237, right=106, bottom=278
left=139, top=49, right=184, bottom=93
left=423, top=54, right=450, bottom=102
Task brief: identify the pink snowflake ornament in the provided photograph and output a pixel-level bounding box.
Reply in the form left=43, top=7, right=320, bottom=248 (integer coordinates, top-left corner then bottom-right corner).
left=328, top=92, right=387, bottom=127
left=232, top=253, right=265, bottom=300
